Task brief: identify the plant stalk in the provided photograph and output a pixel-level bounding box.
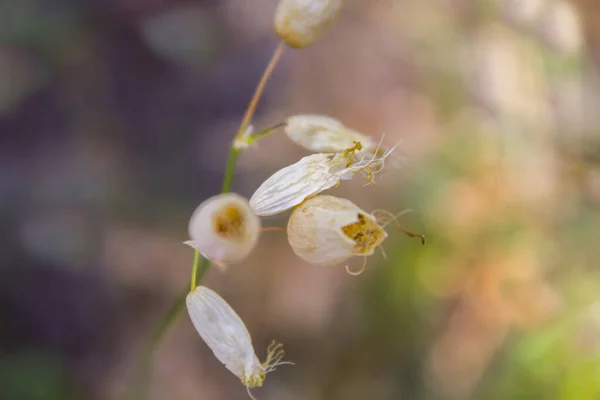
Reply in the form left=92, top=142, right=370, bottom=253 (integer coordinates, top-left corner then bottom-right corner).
left=127, top=41, right=285, bottom=400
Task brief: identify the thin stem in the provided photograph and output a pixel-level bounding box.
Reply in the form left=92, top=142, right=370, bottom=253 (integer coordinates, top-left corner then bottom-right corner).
left=127, top=42, right=286, bottom=400
left=221, top=147, right=239, bottom=193
left=235, top=41, right=286, bottom=140
left=246, top=122, right=287, bottom=145
left=190, top=249, right=200, bottom=291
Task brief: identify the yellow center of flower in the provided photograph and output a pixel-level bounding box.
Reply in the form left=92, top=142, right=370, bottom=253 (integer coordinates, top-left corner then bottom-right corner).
left=342, top=141, right=363, bottom=167
left=341, top=213, right=386, bottom=254
left=242, top=370, right=266, bottom=388
left=214, top=204, right=245, bottom=239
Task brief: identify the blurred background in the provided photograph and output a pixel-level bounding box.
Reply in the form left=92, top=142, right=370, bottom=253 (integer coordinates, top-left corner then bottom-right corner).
left=1, top=0, right=599, bottom=399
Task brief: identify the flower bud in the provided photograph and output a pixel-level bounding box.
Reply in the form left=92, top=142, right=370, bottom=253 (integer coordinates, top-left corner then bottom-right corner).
left=188, top=193, right=260, bottom=264
left=249, top=143, right=398, bottom=216
left=274, top=0, right=343, bottom=48
left=285, top=114, right=377, bottom=154
left=187, top=286, right=290, bottom=390
left=287, top=195, right=387, bottom=271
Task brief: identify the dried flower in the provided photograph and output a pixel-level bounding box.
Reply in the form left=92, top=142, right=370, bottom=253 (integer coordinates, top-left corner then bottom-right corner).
left=187, top=193, right=260, bottom=265
left=285, top=114, right=378, bottom=154
left=186, top=286, right=291, bottom=397
left=287, top=195, right=388, bottom=275
left=274, top=0, right=343, bottom=48
left=249, top=142, right=397, bottom=216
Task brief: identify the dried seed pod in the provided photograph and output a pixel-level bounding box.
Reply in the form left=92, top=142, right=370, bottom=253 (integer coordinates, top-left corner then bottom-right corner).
left=285, top=114, right=377, bottom=154
left=287, top=195, right=388, bottom=273
left=274, top=0, right=343, bottom=48
left=186, top=286, right=290, bottom=394
left=188, top=193, right=260, bottom=264
left=249, top=142, right=398, bottom=216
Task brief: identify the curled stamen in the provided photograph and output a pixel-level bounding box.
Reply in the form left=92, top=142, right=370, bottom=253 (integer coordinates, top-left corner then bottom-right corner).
left=372, top=208, right=424, bottom=245
left=262, top=340, right=292, bottom=373
left=345, top=256, right=368, bottom=276
left=372, top=208, right=415, bottom=228
left=341, top=139, right=400, bottom=186
left=342, top=140, right=363, bottom=160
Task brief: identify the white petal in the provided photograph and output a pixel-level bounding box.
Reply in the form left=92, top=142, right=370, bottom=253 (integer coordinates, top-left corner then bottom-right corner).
left=249, top=154, right=340, bottom=216
left=285, top=114, right=376, bottom=154
left=287, top=195, right=387, bottom=266
left=186, top=287, right=262, bottom=383
left=188, top=193, right=261, bottom=263
left=274, top=0, right=343, bottom=48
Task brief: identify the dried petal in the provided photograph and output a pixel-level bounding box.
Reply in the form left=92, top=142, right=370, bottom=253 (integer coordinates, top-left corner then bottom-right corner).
left=187, top=286, right=291, bottom=391
left=285, top=114, right=377, bottom=154
left=250, top=143, right=398, bottom=216
left=250, top=153, right=339, bottom=217
left=188, top=193, right=260, bottom=264
left=187, top=286, right=262, bottom=387
left=274, top=0, right=343, bottom=48
left=287, top=195, right=387, bottom=268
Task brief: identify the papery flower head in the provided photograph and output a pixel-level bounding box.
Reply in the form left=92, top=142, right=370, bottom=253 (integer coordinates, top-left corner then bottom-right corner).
left=249, top=141, right=398, bottom=216
left=187, top=193, right=260, bottom=265
left=186, top=286, right=291, bottom=397
left=287, top=195, right=388, bottom=274
left=285, top=114, right=378, bottom=155
left=274, top=0, right=343, bottom=48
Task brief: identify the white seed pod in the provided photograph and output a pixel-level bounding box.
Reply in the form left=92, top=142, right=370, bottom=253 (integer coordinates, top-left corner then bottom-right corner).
left=287, top=195, right=387, bottom=274
left=186, top=286, right=290, bottom=393
left=274, top=0, right=343, bottom=48
left=285, top=114, right=377, bottom=154
left=249, top=142, right=398, bottom=216
left=187, top=193, right=260, bottom=265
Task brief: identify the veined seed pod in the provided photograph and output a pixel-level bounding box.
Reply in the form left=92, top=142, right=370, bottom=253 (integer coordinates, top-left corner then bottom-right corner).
left=274, top=0, right=343, bottom=48
left=287, top=195, right=425, bottom=274
left=249, top=142, right=398, bottom=216
left=287, top=195, right=388, bottom=274
left=187, top=193, right=260, bottom=265
left=285, top=114, right=377, bottom=154
left=186, top=286, right=291, bottom=395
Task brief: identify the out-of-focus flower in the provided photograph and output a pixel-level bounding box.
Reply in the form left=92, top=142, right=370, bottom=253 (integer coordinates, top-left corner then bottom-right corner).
left=502, top=0, right=547, bottom=27
left=287, top=195, right=387, bottom=274
left=536, top=0, right=582, bottom=54
left=466, top=26, right=548, bottom=122
left=274, top=0, right=343, bottom=48
left=187, top=193, right=260, bottom=265
left=186, top=286, right=290, bottom=394
left=284, top=114, right=378, bottom=154
left=249, top=142, right=397, bottom=216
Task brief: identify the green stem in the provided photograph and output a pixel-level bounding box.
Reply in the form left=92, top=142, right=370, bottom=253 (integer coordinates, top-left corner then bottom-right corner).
left=190, top=249, right=200, bottom=291
left=221, top=148, right=239, bottom=193
left=127, top=41, right=284, bottom=400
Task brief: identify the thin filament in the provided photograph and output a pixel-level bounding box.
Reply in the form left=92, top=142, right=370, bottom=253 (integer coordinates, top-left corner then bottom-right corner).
left=350, top=138, right=401, bottom=186
left=372, top=208, right=425, bottom=245
left=246, top=386, right=258, bottom=400
left=372, top=208, right=414, bottom=228
left=378, top=245, right=388, bottom=261
left=263, top=341, right=286, bottom=371
left=265, top=361, right=295, bottom=373
left=345, top=256, right=368, bottom=276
